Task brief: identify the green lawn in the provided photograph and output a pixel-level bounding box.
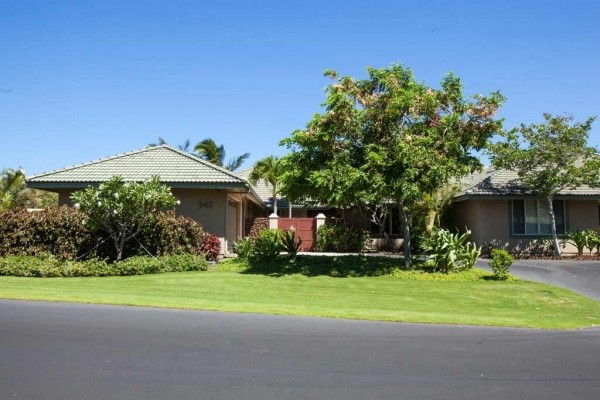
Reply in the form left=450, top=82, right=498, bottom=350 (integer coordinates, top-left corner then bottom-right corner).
left=1, top=259, right=599, bottom=329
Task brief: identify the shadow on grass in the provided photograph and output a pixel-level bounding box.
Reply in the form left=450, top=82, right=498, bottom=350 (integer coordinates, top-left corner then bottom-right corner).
left=240, top=255, right=410, bottom=278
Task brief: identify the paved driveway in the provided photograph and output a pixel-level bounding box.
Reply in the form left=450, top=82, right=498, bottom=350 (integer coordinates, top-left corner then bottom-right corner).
left=1, top=300, right=599, bottom=400
left=477, top=259, right=600, bottom=300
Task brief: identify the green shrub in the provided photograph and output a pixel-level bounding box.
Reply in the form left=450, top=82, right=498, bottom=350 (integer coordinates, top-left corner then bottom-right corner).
left=281, top=229, right=302, bottom=257
left=488, top=248, right=513, bottom=280
left=251, top=229, right=282, bottom=262
left=316, top=223, right=370, bottom=252
left=158, top=253, right=208, bottom=272
left=0, top=254, right=207, bottom=277
left=421, top=228, right=481, bottom=273
left=233, top=237, right=254, bottom=259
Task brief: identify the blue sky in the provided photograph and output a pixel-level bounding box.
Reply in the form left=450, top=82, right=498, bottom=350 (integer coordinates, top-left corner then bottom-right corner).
left=1, top=0, right=599, bottom=175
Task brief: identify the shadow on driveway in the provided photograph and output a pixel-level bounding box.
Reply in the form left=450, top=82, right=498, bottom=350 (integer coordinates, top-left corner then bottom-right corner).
left=477, top=259, right=600, bottom=300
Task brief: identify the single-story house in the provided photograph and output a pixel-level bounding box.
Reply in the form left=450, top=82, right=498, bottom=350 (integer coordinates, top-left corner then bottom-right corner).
left=27, top=145, right=267, bottom=253
left=451, top=167, right=600, bottom=254
left=28, top=145, right=600, bottom=256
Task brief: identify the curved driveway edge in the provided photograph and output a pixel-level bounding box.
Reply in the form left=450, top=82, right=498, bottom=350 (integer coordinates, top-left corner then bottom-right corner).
left=476, top=259, right=600, bottom=301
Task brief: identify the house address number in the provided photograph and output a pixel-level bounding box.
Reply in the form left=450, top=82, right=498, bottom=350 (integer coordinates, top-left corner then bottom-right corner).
left=198, top=201, right=214, bottom=209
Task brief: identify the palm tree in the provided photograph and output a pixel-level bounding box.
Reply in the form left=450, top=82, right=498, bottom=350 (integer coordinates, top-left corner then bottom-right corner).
left=1, top=168, right=33, bottom=212
left=194, top=138, right=250, bottom=171
left=148, top=137, right=192, bottom=152
left=248, top=156, right=283, bottom=215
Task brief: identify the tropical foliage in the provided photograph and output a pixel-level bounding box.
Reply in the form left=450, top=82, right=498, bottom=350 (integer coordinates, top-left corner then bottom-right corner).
left=1, top=168, right=30, bottom=211
left=250, top=229, right=283, bottom=261
left=194, top=138, right=250, bottom=171
left=421, top=228, right=481, bottom=273
left=248, top=155, right=284, bottom=214
left=564, top=229, right=600, bottom=256
left=1, top=168, right=57, bottom=212
left=147, top=137, right=192, bottom=151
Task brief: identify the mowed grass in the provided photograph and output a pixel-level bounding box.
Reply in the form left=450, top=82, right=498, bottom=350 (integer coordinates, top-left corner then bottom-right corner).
left=1, top=258, right=599, bottom=329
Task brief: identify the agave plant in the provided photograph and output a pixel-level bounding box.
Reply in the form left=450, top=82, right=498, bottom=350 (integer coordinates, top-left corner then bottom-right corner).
left=232, top=237, right=254, bottom=259
left=281, top=229, right=303, bottom=257
left=421, top=228, right=481, bottom=273
left=564, top=229, right=598, bottom=256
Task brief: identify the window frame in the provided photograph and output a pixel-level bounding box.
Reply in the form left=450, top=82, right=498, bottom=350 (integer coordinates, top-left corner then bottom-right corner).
left=509, top=199, right=567, bottom=238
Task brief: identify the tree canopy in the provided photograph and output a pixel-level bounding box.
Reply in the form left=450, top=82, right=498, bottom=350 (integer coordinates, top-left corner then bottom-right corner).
left=280, top=65, right=504, bottom=265
left=489, top=113, right=600, bottom=255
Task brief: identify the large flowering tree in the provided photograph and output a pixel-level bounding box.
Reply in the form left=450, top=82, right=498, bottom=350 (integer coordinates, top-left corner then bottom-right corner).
left=71, top=176, right=179, bottom=261
left=280, top=65, right=504, bottom=266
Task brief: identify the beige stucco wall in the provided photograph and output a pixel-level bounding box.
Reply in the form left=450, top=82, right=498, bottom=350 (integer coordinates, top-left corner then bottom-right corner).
left=452, top=198, right=600, bottom=255
left=567, top=200, right=599, bottom=231
left=172, top=189, right=226, bottom=237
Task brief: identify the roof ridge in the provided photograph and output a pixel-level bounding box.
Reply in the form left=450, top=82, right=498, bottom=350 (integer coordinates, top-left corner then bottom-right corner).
left=27, top=145, right=247, bottom=184
left=164, top=146, right=248, bottom=184
left=27, top=145, right=166, bottom=180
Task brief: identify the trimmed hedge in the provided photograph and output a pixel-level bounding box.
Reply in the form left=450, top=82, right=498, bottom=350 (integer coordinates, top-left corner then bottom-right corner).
left=0, top=254, right=208, bottom=277
left=0, top=207, right=93, bottom=260
left=139, top=211, right=207, bottom=258
left=0, top=207, right=213, bottom=261
left=316, top=222, right=370, bottom=253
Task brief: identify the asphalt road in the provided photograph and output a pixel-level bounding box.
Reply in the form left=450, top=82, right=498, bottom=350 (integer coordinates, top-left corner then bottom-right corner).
left=476, top=259, right=600, bottom=300
left=1, top=300, right=599, bottom=400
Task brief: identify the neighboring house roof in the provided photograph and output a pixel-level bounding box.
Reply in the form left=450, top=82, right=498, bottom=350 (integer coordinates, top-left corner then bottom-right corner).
left=27, top=145, right=250, bottom=190
left=454, top=167, right=600, bottom=201
left=236, top=168, right=329, bottom=210
left=236, top=168, right=288, bottom=209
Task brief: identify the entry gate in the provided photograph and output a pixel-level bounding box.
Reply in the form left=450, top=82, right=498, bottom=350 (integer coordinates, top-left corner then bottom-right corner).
left=278, top=218, right=315, bottom=251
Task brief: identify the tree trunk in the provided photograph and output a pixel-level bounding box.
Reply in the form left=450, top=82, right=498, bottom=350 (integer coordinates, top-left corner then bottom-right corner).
left=398, top=201, right=411, bottom=268
left=117, top=238, right=126, bottom=262
left=425, top=209, right=437, bottom=234
left=546, top=196, right=561, bottom=257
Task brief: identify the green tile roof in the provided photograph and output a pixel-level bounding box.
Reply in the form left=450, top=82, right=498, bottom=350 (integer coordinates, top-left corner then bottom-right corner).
left=456, top=167, right=600, bottom=200
left=27, top=145, right=248, bottom=187
left=236, top=168, right=330, bottom=210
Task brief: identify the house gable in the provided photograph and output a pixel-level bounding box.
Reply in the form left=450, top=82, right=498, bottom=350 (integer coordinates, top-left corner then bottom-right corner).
left=27, top=145, right=249, bottom=190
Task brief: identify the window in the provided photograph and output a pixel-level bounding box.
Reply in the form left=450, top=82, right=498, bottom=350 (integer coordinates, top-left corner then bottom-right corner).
left=511, top=199, right=565, bottom=235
